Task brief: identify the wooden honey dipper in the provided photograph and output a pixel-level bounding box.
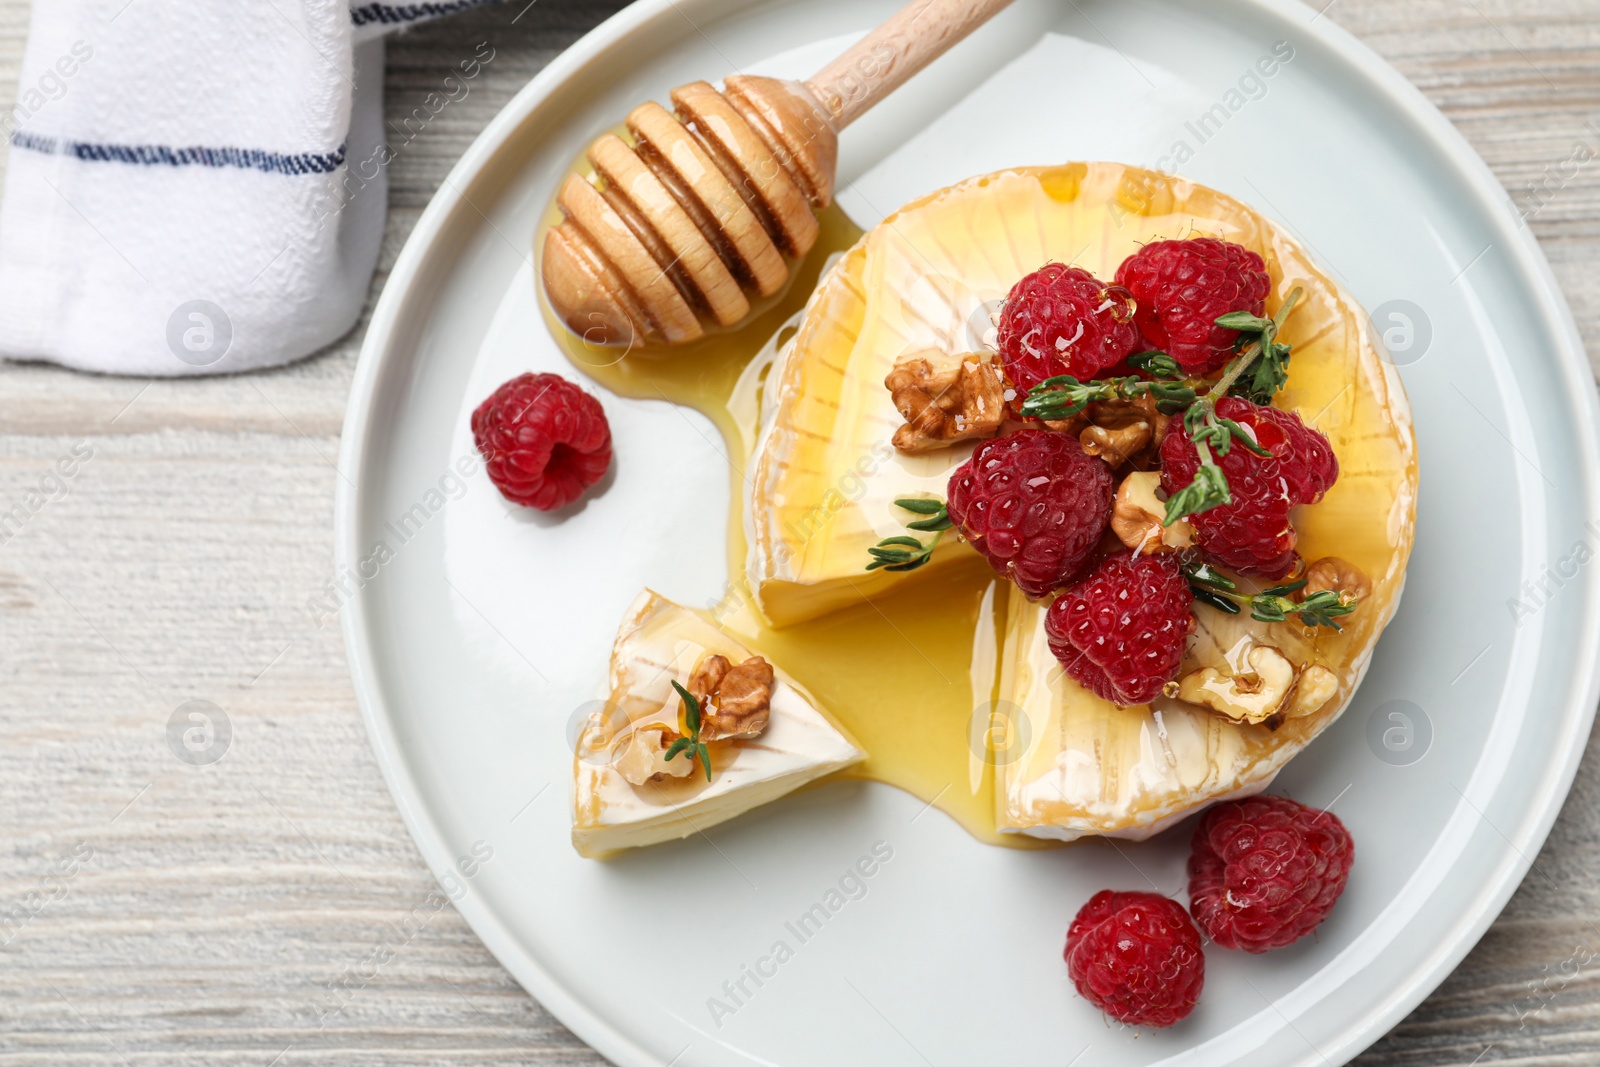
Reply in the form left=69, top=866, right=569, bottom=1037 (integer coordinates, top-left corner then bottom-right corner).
left=541, top=0, right=1015, bottom=348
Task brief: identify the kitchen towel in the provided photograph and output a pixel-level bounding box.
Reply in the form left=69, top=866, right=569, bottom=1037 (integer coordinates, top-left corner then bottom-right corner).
left=0, top=0, right=502, bottom=376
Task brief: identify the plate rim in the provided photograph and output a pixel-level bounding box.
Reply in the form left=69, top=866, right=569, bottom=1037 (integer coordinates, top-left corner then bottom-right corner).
left=335, top=1, right=1600, bottom=1064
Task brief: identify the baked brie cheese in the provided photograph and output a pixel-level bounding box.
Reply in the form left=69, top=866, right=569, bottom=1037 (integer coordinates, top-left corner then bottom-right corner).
left=571, top=590, right=866, bottom=856
left=745, top=162, right=1416, bottom=839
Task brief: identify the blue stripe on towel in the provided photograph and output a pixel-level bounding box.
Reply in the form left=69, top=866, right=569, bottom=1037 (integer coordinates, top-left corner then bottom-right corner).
left=350, top=0, right=500, bottom=26
left=10, top=131, right=348, bottom=176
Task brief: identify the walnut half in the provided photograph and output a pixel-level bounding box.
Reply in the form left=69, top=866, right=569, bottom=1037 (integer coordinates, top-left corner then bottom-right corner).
left=885, top=351, right=1006, bottom=455
left=1079, top=394, right=1169, bottom=467
left=1177, top=645, right=1296, bottom=725
left=1177, top=647, right=1343, bottom=727
left=688, top=654, right=775, bottom=741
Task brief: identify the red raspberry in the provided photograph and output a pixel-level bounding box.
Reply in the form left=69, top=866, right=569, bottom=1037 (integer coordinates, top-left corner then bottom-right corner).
left=1045, top=550, right=1194, bottom=706
left=946, top=430, right=1113, bottom=598
left=1065, top=890, right=1205, bottom=1028
left=472, top=372, right=613, bottom=511
left=1159, top=397, right=1338, bottom=578
left=996, top=263, right=1140, bottom=393
left=1188, top=795, right=1355, bottom=953
left=1115, top=237, right=1272, bottom=374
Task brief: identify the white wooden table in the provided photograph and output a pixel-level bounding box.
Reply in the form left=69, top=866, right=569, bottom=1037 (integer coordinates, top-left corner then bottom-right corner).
left=2, top=1, right=1598, bottom=1063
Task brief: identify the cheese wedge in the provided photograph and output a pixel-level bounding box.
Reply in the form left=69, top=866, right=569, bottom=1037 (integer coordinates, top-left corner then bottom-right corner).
left=744, top=163, right=1416, bottom=838
left=746, top=236, right=978, bottom=627
left=571, top=590, right=866, bottom=856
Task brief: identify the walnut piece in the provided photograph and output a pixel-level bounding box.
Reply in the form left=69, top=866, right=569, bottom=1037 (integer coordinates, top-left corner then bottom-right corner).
left=613, top=724, right=695, bottom=786
left=1081, top=421, right=1151, bottom=464
left=1287, top=665, right=1339, bottom=719
left=688, top=654, right=775, bottom=741
left=885, top=351, right=1006, bottom=454
left=1111, top=471, right=1193, bottom=554
left=1300, top=557, right=1371, bottom=610
left=1177, top=644, right=1296, bottom=725
left=1078, top=395, right=1170, bottom=466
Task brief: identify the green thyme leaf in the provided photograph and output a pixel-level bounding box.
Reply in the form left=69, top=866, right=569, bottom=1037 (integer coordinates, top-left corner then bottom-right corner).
left=1291, top=590, right=1357, bottom=630
left=667, top=680, right=715, bottom=777
left=1215, top=311, right=1273, bottom=331
left=1191, top=586, right=1242, bottom=615
left=1166, top=405, right=1236, bottom=518
left=866, top=496, right=951, bottom=573
left=1149, top=381, right=1199, bottom=407
left=1019, top=376, right=1095, bottom=421
left=897, top=498, right=952, bottom=532
left=672, top=680, right=701, bottom=738
left=1219, top=417, right=1273, bottom=457
left=1164, top=460, right=1230, bottom=525
left=1127, top=350, right=1185, bottom=379
left=1220, top=290, right=1301, bottom=404
left=1249, top=599, right=1290, bottom=624
left=1233, top=340, right=1291, bottom=405
left=1260, top=578, right=1308, bottom=598
left=1183, top=560, right=1237, bottom=591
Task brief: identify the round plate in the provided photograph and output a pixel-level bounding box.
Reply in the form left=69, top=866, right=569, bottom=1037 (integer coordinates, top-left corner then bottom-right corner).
left=336, top=1, right=1600, bottom=1063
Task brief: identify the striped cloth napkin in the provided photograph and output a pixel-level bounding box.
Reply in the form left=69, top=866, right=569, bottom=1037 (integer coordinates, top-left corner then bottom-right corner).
left=0, top=0, right=502, bottom=376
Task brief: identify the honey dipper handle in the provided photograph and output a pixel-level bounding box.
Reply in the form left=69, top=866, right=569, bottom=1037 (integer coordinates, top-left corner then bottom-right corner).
left=803, top=0, right=1015, bottom=129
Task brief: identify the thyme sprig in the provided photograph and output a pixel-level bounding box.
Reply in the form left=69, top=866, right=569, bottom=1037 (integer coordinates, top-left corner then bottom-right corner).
left=1020, top=374, right=1198, bottom=422
left=1016, top=290, right=1303, bottom=525
left=1183, top=558, right=1357, bottom=631
left=865, top=497, right=951, bottom=572
left=1020, top=350, right=1197, bottom=422
left=664, top=680, right=713, bottom=781
left=871, top=288, right=1306, bottom=575
left=1161, top=288, right=1303, bottom=526
left=1219, top=303, right=1296, bottom=405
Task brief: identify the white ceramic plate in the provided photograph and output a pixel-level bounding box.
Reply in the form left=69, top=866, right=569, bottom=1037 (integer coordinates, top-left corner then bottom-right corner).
left=336, top=1, right=1600, bottom=1063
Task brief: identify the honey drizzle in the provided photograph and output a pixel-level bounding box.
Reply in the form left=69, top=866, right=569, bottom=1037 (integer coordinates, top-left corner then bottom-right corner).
left=543, top=204, right=1042, bottom=847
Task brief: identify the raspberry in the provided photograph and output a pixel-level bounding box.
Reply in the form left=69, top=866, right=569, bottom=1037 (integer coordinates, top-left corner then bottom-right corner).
left=472, top=372, right=613, bottom=511
left=1159, top=397, right=1337, bottom=578
left=1115, top=238, right=1272, bottom=374
left=1064, top=890, right=1205, bottom=1028
left=946, top=429, right=1113, bottom=598
left=996, top=263, right=1140, bottom=393
left=1188, top=795, right=1355, bottom=953
left=1045, top=550, right=1194, bottom=706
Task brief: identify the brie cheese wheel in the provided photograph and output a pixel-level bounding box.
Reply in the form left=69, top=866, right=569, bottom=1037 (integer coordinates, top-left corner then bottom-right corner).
left=744, top=163, right=1416, bottom=839
left=571, top=590, right=866, bottom=857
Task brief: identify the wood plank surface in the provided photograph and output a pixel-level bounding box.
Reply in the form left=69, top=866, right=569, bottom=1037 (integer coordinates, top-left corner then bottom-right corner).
left=0, top=1, right=1597, bottom=1064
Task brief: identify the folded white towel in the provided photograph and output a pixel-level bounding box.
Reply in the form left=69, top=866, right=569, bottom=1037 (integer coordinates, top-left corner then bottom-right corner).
left=0, top=0, right=501, bottom=376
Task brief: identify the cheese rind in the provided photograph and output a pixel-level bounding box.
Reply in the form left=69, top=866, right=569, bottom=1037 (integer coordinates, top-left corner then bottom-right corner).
left=571, top=590, right=866, bottom=857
